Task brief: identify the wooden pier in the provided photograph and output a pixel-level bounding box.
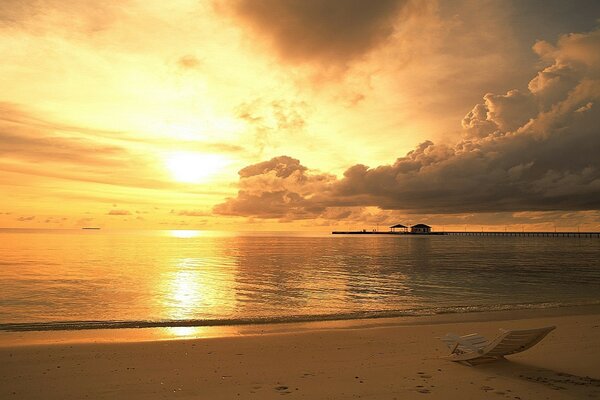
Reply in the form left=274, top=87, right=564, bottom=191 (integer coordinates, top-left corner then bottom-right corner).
left=331, top=231, right=444, bottom=235
left=444, top=231, right=600, bottom=238
left=332, top=231, right=600, bottom=238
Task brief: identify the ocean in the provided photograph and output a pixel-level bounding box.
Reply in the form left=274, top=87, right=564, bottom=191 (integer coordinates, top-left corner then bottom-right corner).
left=0, top=229, right=599, bottom=332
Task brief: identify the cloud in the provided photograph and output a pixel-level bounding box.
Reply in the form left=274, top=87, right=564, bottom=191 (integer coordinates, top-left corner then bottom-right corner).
left=214, top=156, right=336, bottom=219
left=0, top=102, right=135, bottom=165
left=44, top=216, right=68, bottom=224
left=0, top=0, right=126, bottom=33
left=0, top=102, right=157, bottom=187
left=223, top=0, right=409, bottom=66
left=215, top=29, right=600, bottom=219
left=16, top=215, right=35, bottom=221
left=76, top=217, right=95, bottom=226
left=177, top=55, right=202, bottom=70
left=235, top=99, right=307, bottom=154
left=0, top=103, right=238, bottom=193
left=0, top=127, right=127, bottom=168
left=175, top=210, right=210, bottom=217
left=107, top=209, right=131, bottom=216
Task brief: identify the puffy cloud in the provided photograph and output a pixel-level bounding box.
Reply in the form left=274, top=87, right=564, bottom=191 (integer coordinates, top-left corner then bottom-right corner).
left=222, top=0, right=409, bottom=66
left=529, top=30, right=600, bottom=108
left=215, top=29, right=600, bottom=219
left=214, top=156, right=336, bottom=219
left=482, top=90, right=537, bottom=133
left=238, top=155, right=306, bottom=179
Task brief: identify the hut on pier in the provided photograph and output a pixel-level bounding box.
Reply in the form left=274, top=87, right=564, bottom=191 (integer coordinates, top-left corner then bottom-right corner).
left=390, top=224, right=408, bottom=233
left=411, top=224, right=431, bottom=234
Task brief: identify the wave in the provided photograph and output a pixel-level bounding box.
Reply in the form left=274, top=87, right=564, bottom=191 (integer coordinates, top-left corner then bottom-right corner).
left=2, top=300, right=599, bottom=332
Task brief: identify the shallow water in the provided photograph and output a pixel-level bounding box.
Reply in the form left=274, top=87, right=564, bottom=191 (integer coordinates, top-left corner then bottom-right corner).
left=0, top=229, right=599, bottom=331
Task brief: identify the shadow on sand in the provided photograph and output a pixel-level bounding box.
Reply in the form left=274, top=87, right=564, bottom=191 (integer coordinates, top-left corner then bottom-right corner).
left=476, top=359, right=600, bottom=397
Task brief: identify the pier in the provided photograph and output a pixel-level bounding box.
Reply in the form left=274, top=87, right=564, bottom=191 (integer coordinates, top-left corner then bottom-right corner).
left=331, top=231, right=445, bottom=235
left=331, top=231, right=600, bottom=238
left=444, top=231, right=600, bottom=238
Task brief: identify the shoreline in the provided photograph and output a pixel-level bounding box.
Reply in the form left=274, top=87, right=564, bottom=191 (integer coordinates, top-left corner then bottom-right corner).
left=4, top=300, right=599, bottom=332
left=1, top=305, right=599, bottom=399
left=2, top=303, right=599, bottom=347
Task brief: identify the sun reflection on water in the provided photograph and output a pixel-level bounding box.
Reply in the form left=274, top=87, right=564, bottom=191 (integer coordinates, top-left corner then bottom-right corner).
left=162, top=325, right=243, bottom=340
left=166, top=326, right=201, bottom=337
left=167, top=260, right=206, bottom=319
left=161, top=255, right=238, bottom=322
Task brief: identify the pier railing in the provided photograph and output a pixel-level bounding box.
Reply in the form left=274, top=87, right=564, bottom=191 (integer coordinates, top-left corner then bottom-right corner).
left=331, top=231, right=600, bottom=237
left=444, top=231, right=600, bottom=238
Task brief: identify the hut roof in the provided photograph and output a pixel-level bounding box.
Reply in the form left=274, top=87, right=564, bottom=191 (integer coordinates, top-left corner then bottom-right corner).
left=412, top=224, right=431, bottom=228
left=390, top=224, right=407, bottom=228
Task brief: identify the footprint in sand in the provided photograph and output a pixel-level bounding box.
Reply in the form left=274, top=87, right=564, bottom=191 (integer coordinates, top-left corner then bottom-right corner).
left=274, top=385, right=292, bottom=394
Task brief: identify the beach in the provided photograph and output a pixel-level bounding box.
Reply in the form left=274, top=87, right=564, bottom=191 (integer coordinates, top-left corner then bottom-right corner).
left=1, top=306, right=599, bottom=399
left=2, top=0, right=600, bottom=398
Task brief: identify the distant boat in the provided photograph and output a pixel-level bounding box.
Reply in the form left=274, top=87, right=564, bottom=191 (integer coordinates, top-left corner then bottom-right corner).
left=81, top=227, right=101, bottom=230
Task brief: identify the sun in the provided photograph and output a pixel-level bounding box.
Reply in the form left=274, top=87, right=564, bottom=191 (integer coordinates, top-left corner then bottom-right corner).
left=165, top=152, right=229, bottom=183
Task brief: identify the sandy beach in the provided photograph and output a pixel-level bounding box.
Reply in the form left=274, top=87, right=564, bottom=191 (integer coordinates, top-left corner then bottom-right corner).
left=1, top=306, right=599, bottom=399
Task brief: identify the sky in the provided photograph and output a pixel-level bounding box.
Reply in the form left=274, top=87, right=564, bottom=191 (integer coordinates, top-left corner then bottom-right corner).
left=1, top=0, right=599, bottom=231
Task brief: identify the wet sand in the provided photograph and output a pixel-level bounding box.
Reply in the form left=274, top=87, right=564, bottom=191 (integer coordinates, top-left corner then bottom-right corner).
left=1, top=306, right=599, bottom=399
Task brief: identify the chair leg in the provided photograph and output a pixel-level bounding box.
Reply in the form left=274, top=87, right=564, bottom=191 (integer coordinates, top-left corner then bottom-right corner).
left=450, top=343, right=459, bottom=354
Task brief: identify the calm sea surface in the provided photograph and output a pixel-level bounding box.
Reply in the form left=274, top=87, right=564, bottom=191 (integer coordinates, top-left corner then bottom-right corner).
left=1, top=229, right=599, bottom=331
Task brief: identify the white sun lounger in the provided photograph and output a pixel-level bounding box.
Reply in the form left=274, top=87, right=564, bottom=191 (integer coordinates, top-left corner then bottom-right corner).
left=441, top=326, right=556, bottom=365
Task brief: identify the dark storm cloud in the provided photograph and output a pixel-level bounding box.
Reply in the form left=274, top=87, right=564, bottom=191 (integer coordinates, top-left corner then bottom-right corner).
left=215, top=29, right=600, bottom=219
left=225, top=0, right=408, bottom=65
left=508, top=0, right=600, bottom=46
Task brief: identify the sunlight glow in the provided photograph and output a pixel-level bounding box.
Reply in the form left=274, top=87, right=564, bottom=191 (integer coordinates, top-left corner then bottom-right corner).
left=166, top=326, right=204, bottom=337
left=169, top=230, right=201, bottom=239
left=165, top=152, right=230, bottom=183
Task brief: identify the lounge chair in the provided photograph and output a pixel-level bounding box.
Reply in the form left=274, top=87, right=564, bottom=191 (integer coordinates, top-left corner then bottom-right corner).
left=441, top=326, right=556, bottom=365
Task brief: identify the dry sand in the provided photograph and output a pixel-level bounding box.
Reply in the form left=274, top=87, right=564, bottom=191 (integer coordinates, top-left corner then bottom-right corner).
left=1, top=306, right=599, bottom=399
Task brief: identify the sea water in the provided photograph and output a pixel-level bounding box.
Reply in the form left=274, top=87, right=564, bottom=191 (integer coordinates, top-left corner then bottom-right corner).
left=0, top=229, right=599, bottom=331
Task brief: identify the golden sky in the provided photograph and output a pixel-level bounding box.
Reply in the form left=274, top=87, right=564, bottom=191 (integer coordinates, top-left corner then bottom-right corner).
left=1, top=0, right=599, bottom=231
